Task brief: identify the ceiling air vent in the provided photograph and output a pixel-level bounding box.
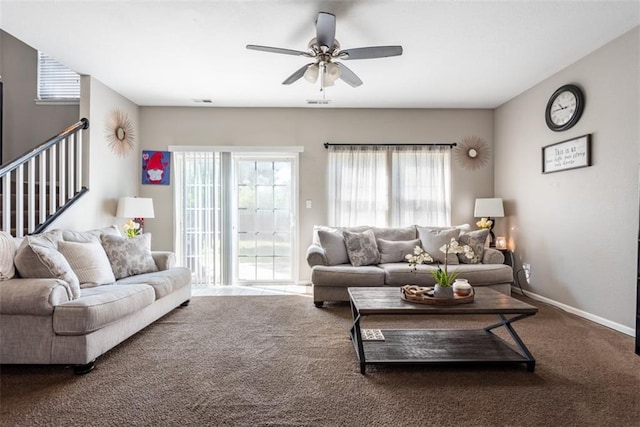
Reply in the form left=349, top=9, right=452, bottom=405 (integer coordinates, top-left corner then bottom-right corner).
left=306, top=99, right=331, bottom=105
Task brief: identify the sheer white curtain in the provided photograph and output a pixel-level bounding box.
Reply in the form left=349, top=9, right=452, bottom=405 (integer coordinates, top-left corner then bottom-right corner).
left=391, top=146, right=451, bottom=227
left=328, top=144, right=451, bottom=227
left=328, top=146, right=388, bottom=226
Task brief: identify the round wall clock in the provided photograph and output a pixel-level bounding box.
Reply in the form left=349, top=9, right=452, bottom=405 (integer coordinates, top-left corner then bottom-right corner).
left=545, top=84, right=585, bottom=132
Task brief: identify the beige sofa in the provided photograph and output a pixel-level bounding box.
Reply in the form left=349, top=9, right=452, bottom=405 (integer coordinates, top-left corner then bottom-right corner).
left=0, top=227, right=191, bottom=374
left=307, top=225, right=513, bottom=307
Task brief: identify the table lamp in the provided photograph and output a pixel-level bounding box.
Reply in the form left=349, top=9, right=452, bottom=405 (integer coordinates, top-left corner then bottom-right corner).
left=474, top=198, right=504, bottom=248
left=116, top=197, right=155, bottom=233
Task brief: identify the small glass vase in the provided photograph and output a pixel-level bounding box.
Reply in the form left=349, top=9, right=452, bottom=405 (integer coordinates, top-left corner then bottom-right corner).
left=434, top=284, right=454, bottom=299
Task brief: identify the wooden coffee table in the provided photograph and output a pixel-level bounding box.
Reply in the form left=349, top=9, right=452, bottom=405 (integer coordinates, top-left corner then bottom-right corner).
left=348, top=287, right=538, bottom=374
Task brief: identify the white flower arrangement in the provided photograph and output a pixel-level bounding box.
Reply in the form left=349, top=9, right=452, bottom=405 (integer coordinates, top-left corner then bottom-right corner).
left=476, top=217, right=493, bottom=230
left=406, top=238, right=477, bottom=286
left=122, top=219, right=141, bottom=238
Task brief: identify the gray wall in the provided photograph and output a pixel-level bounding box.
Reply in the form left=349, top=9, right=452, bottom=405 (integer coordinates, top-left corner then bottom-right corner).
left=494, top=27, right=639, bottom=333
left=0, top=30, right=79, bottom=162
left=138, top=107, right=495, bottom=282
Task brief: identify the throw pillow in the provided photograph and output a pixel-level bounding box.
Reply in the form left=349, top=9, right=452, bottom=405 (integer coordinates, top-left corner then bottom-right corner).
left=62, top=225, right=121, bottom=243
left=14, top=231, right=81, bottom=300
left=58, top=237, right=116, bottom=287
left=0, top=231, right=16, bottom=281
left=416, top=226, right=461, bottom=265
left=343, top=229, right=380, bottom=266
left=457, top=229, right=490, bottom=264
left=100, top=233, right=158, bottom=279
left=377, top=238, right=422, bottom=264
left=317, top=229, right=349, bottom=265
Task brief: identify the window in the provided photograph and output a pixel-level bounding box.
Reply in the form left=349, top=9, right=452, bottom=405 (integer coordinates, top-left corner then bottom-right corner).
left=37, top=52, right=80, bottom=102
left=328, top=145, right=451, bottom=227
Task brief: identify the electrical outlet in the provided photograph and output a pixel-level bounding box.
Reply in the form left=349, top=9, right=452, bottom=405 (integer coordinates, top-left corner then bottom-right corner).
left=522, top=263, right=531, bottom=284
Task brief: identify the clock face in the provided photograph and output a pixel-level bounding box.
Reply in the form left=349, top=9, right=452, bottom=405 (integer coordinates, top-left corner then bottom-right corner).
left=545, top=84, right=585, bottom=131
left=550, top=91, right=577, bottom=126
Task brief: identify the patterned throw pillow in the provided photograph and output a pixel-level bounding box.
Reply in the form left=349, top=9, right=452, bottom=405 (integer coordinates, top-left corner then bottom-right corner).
left=100, top=233, right=158, bottom=279
left=457, top=229, right=490, bottom=264
left=14, top=230, right=81, bottom=300
left=0, top=231, right=16, bottom=281
left=58, top=237, right=116, bottom=287
left=377, top=239, right=422, bottom=264
left=416, top=226, right=461, bottom=265
left=343, top=229, right=380, bottom=266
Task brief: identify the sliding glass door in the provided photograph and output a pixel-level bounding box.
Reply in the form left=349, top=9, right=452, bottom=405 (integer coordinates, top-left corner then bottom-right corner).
left=174, top=149, right=298, bottom=286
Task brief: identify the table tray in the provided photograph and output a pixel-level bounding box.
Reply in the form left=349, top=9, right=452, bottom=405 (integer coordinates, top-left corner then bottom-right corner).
left=400, top=284, right=474, bottom=305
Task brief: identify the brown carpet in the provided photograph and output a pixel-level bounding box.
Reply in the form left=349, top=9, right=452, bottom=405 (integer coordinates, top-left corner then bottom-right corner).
left=1, top=294, right=638, bottom=427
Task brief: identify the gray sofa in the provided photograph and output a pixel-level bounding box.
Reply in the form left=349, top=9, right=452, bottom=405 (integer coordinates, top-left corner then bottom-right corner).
left=307, top=225, right=513, bottom=307
left=0, top=227, right=191, bottom=374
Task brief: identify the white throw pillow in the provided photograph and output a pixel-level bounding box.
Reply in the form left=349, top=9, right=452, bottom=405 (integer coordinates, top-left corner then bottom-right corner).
left=58, top=237, right=116, bottom=288
left=416, top=226, right=461, bottom=265
left=377, top=238, right=422, bottom=264
left=0, top=231, right=16, bottom=281
left=317, top=229, right=350, bottom=265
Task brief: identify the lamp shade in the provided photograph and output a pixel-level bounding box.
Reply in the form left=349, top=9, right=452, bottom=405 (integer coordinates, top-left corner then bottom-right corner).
left=116, top=197, right=155, bottom=218
left=474, top=198, right=504, bottom=218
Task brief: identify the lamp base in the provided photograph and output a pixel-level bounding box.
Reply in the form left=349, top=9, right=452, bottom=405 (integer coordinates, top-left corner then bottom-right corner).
left=133, top=217, right=145, bottom=234
left=488, top=217, right=496, bottom=248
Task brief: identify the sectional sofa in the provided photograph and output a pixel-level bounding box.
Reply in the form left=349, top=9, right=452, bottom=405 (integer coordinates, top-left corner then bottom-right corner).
left=0, top=226, right=191, bottom=374
left=307, top=225, right=513, bottom=307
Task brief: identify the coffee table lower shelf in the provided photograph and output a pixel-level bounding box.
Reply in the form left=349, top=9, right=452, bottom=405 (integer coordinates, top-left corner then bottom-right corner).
left=350, top=328, right=535, bottom=373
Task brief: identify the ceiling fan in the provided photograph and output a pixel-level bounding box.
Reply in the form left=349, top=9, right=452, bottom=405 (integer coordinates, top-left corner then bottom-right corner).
left=246, top=12, right=403, bottom=90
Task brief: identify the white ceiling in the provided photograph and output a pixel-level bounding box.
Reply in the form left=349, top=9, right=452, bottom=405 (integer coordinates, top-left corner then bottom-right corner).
left=1, top=1, right=638, bottom=109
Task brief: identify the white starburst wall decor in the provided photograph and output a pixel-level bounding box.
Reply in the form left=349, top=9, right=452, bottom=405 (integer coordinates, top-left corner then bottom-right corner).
left=454, top=135, right=490, bottom=170
left=105, top=109, right=135, bottom=158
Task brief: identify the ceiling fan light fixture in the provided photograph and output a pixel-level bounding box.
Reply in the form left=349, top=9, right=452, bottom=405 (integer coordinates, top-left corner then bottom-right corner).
left=323, top=62, right=341, bottom=86
left=303, top=64, right=319, bottom=83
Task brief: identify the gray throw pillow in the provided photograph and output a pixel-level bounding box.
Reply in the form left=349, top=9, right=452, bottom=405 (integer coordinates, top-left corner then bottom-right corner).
left=317, top=229, right=349, bottom=265
left=458, top=229, right=490, bottom=264
left=343, top=229, right=380, bottom=266
left=377, top=238, right=422, bottom=264
left=416, top=226, right=460, bottom=265
left=14, top=230, right=81, bottom=300
left=0, top=231, right=16, bottom=281
left=100, top=233, right=158, bottom=279
left=58, top=237, right=116, bottom=287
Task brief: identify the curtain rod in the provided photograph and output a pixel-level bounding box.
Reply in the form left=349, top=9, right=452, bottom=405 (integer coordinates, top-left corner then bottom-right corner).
left=323, top=142, right=457, bottom=149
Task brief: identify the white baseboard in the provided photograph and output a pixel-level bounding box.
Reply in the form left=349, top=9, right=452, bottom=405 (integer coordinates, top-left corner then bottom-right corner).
left=511, top=286, right=636, bottom=337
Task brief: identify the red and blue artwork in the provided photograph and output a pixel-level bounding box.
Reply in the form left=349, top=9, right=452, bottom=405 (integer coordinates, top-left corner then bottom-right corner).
left=142, top=150, right=170, bottom=185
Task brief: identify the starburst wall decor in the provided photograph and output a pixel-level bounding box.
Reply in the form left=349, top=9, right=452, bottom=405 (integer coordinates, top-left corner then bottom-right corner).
left=454, top=135, right=490, bottom=170
left=105, top=109, right=135, bottom=158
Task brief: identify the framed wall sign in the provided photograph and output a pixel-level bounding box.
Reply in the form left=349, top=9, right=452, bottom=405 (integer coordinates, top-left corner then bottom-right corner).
left=542, top=134, right=592, bottom=174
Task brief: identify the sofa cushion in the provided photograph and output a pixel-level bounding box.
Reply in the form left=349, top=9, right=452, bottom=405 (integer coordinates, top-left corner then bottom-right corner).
left=14, top=230, right=81, bottom=300
left=0, top=231, right=16, bottom=281
left=458, top=229, right=490, bottom=264
left=58, top=237, right=116, bottom=288
left=416, top=227, right=460, bottom=265
left=343, top=229, right=380, bottom=266
left=311, top=265, right=385, bottom=287
left=116, top=267, right=192, bottom=300
left=100, top=233, right=158, bottom=279
left=371, top=226, right=416, bottom=241
left=382, top=262, right=513, bottom=286
left=61, top=225, right=121, bottom=243
left=53, top=284, right=155, bottom=335
left=377, top=238, right=421, bottom=263
left=317, top=229, right=349, bottom=266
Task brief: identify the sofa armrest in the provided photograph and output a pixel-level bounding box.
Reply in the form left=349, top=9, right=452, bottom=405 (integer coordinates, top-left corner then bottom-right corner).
left=482, top=248, right=505, bottom=264
left=152, top=251, right=176, bottom=271
left=0, top=278, right=72, bottom=315
left=306, top=244, right=328, bottom=267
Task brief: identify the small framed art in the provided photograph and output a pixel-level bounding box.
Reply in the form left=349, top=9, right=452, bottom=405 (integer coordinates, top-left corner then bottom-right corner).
left=142, top=150, right=170, bottom=185
left=542, top=134, right=591, bottom=174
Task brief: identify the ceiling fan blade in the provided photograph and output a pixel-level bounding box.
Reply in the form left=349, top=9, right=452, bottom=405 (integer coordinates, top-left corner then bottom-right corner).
left=282, top=63, right=314, bottom=85
left=336, top=63, right=363, bottom=87
left=341, top=46, right=403, bottom=60
left=316, top=12, right=336, bottom=49
left=246, top=44, right=308, bottom=56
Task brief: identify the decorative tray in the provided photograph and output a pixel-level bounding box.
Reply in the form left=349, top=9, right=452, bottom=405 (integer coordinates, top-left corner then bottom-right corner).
left=400, top=285, right=474, bottom=305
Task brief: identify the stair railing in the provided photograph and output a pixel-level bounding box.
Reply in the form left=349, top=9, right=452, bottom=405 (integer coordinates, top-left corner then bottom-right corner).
left=0, top=118, right=89, bottom=237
